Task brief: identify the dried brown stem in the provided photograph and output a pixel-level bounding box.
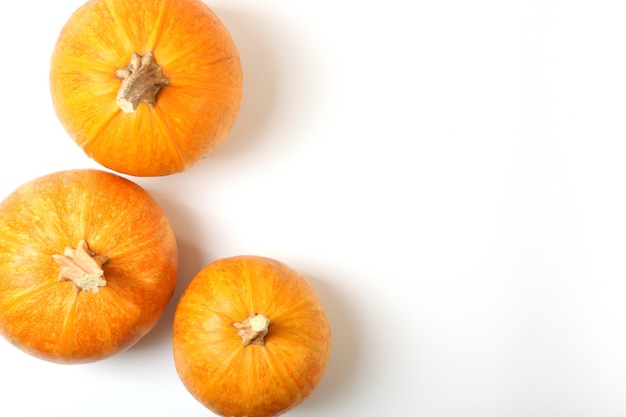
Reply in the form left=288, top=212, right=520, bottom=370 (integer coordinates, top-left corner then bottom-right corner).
left=115, top=51, right=169, bottom=113
left=52, top=240, right=109, bottom=294
left=233, top=313, right=270, bottom=346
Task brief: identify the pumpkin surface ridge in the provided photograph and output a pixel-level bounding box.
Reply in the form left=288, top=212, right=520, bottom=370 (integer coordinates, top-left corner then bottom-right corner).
left=0, top=229, right=34, bottom=249
left=103, top=0, right=138, bottom=52
left=204, top=55, right=239, bottom=69
left=80, top=213, right=174, bottom=263
left=262, top=347, right=304, bottom=392
left=246, top=348, right=305, bottom=417
left=76, top=181, right=93, bottom=238
left=200, top=329, right=235, bottom=347
left=96, top=286, right=142, bottom=320
left=242, top=349, right=267, bottom=406
left=75, top=175, right=105, bottom=242
left=80, top=106, right=122, bottom=150
left=160, top=54, right=239, bottom=84
left=54, top=52, right=121, bottom=77
left=150, top=105, right=189, bottom=168
left=57, top=291, right=79, bottom=355
left=260, top=295, right=320, bottom=328
left=101, top=259, right=176, bottom=292
left=0, top=200, right=76, bottom=253
left=147, top=45, right=184, bottom=71
left=103, top=235, right=165, bottom=262
left=87, top=0, right=136, bottom=59
left=164, top=67, right=236, bottom=90
left=147, top=0, right=170, bottom=51
left=154, top=35, right=197, bottom=72
left=103, top=266, right=163, bottom=292
left=261, top=296, right=311, bottom=321
left=197, top=345, right=240, bottom=383
left=268, top=323, right=315, bottom=350
left=0, top=280, right=58, bottom=312
left=147, top=8, right=205, bottom=68
left=205, top=306, right=240, bottom=326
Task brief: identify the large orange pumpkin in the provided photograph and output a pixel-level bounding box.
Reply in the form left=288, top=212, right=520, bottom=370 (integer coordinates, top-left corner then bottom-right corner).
left=0, top=169, right=177, bottom=363
left=173, top=255, right=332, bottom=417
left=49, top=0, right=243, bottom=177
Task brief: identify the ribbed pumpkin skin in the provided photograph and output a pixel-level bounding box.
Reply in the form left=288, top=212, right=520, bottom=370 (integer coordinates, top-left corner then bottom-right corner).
left=49, top=0, right=243, bottom=177
left=172, top=256, right=331, bottom=417
left=0, top=169, right=178, bottom=363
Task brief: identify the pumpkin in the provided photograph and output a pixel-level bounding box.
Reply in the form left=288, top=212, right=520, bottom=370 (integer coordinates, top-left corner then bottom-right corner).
left=49, top=0, right=243, bottom=177
left=0, top=169, right=177, bottom=363
left=172, top=255, right=331, bottom=417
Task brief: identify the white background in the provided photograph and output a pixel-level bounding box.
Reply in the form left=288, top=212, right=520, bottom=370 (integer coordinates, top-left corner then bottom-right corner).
left=2, top=1, right=626, bottom=416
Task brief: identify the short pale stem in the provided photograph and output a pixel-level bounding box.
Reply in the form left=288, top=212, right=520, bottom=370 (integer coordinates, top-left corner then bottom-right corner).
left=52, top=240, right=109, bottom=294
left=233, top=313, right=270, bottom=346
left=115, top=51, right=169, bottom=113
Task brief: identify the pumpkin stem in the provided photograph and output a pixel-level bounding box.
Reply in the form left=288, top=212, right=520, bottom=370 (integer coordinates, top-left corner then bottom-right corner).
left=52, top=240, right=109, bottom=294
left=233, top=313, right=270, bottom=346
left=115, top=51, right=169, bottom=113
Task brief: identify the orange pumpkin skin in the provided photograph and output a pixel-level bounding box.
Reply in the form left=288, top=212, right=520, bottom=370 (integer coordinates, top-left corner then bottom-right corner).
left=49, top=0, right=243, bottom=177
left=173, top=256, right=332, bottom=417
left=0, top=169, right=177, bottom=363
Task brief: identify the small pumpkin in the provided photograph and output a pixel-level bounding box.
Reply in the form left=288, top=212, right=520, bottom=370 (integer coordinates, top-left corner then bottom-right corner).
left=49, top=0, right=243, bottom=177
left=0, top=169, right=177, bottom=363
left=173, top=255, right=331, bottom=417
